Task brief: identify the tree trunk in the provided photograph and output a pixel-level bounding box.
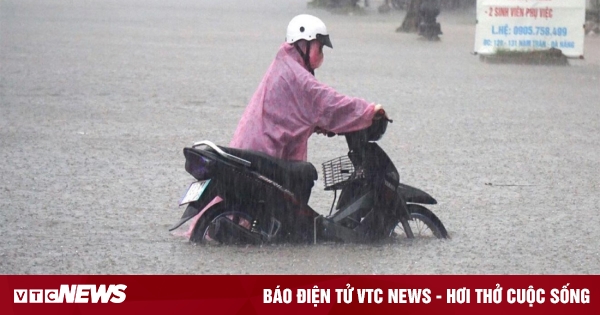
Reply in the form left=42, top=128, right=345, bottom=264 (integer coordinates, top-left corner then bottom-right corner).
left=396, top=0, right=423, bottom=33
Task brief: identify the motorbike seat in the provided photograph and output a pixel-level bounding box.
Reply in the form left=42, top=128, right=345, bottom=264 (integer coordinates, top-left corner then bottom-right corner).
left=218, top=146, right=318, bottom=181
left=217, top=146, right=318, bottom=203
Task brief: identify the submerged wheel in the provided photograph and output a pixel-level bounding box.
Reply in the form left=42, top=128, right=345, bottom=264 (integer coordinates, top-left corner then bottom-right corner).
left=391, top=204, right=449, bottom=239
left=189, top=206, right=256, bottom=245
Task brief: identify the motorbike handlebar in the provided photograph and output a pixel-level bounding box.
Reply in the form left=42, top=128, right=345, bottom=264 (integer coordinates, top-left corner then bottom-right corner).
left=374, top=108, right=393, bottom=123
left=315, top=109, right=392, bottom=138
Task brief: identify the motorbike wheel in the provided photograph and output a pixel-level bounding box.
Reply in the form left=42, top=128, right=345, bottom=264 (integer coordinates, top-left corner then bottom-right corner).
left=189, top=205, right=256, bottom=245
left=391, top=204, right=449, bottom=239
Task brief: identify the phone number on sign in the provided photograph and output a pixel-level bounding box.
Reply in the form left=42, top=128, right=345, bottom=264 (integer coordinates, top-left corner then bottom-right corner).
left=513, top=26, right=568, bottom=36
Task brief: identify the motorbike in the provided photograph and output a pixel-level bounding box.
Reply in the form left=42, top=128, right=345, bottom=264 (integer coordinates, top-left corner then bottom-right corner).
left=169, top=112, right=449, bottom=245
left=418, top=0, right=443, bottom=40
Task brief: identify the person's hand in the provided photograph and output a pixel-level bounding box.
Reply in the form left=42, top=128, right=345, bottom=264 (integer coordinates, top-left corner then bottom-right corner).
left=373, top=104, right=391, bottom=121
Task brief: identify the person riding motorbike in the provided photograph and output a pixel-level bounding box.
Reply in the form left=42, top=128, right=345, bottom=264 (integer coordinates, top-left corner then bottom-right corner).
left=228, top=14, right=386, bottom=204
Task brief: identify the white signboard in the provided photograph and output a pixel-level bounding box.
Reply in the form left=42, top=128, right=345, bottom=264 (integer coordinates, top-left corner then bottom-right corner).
left=475, top=0, right=586, bottom=58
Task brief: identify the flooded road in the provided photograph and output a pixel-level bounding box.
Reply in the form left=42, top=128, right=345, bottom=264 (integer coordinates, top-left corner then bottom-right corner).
left=1, top=0, right=599, bottom=274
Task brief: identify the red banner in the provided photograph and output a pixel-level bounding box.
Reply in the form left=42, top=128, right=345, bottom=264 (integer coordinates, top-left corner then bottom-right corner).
left=1, top=275, right=597, bottom=314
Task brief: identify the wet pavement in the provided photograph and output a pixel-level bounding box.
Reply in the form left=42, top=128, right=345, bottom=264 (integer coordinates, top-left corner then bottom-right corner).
left=1, top=0, right=599, bottom=274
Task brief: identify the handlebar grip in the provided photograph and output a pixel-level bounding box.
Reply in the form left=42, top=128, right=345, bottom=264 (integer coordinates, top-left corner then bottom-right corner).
left=374, top=108, right=393, bottom=123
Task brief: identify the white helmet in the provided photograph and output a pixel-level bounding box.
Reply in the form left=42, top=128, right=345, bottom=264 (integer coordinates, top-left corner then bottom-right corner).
left=285, top=14, right=333, bottom=48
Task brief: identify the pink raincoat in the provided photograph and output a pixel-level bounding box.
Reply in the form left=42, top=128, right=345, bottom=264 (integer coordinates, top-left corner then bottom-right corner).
left=229, top=43, right=376, bottom=161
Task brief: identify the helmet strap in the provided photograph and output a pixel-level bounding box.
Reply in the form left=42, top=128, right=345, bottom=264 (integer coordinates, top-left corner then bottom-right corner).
left=294, top=41, right=315, bottom=76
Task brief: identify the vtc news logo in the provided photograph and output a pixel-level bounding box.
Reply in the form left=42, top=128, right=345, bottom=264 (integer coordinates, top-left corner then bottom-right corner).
left=14, top=284, right=127, bottom=303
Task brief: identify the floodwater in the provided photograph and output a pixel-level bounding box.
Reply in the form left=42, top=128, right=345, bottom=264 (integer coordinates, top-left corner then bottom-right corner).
left=1, top=0, right=599, bottom=274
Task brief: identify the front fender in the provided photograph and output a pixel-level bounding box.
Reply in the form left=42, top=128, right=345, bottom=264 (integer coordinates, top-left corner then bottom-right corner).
left=397, top=183, right=437, bottom=205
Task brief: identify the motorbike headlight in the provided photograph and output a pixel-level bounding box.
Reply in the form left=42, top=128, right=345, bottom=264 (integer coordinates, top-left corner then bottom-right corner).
left=367, top=118, right=388, bottom=142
